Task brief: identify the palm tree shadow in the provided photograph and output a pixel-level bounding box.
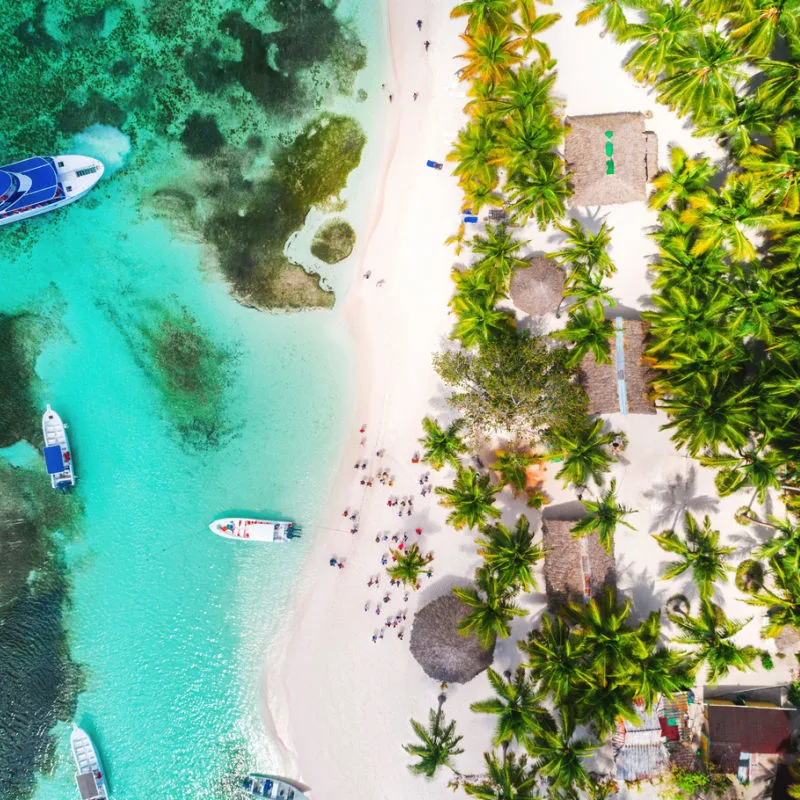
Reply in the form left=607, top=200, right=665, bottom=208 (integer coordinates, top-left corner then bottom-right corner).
left=614, top=559, right=666, bottom=620
left=641, top=466, right=719, bottom=533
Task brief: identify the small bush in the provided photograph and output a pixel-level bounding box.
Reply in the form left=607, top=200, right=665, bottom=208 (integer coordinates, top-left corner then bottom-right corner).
left=760, top=652, right=774, bottom=671
left=735, top=560, right=764, bottom=593
left=788, top=681, right=800, bottom=707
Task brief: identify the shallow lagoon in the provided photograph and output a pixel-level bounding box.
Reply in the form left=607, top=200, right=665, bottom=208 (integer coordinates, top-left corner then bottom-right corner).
left=0, top=1, right=385, bottom=797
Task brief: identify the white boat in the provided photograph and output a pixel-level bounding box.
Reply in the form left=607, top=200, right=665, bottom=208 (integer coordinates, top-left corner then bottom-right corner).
left=70, top=726, right=109, bottom=800
left=0, top=155, right=104, bottom=226
left=42, top=404, right=75, bottom=489
left=243, top=773, right=310, bottom=799
left=209, top=518, right=294, bottom=542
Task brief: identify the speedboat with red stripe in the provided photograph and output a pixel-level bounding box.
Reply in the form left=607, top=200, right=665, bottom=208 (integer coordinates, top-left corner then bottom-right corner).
left=0, top=155, right=103, bottom=226
left=209, top=517, right=295, bottom=542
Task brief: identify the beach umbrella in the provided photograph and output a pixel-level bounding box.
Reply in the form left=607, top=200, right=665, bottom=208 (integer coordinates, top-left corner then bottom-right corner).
left=410, top=593, right=495, bottom=684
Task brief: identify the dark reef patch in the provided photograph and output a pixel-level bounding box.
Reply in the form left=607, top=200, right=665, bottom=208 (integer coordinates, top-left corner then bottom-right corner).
left=99, top=297, right=238, bottom=450
left=181, top=112, right=225, bottom=158
left=311, top=218, right=356, bottom=264
left=55, top=90, right=128, bottom=135
left=0, top=311, right=57, bottom=448
left=203, top=113, right=365, bottom=309
left=0, top=461, right=83, bottom=800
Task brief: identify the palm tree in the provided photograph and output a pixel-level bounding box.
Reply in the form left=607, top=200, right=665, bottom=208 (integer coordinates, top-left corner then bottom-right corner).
left=552, top=304, right=614, bottom=368
left=669, top=599, right=758, bottom=685
left=449, top=120, right=499, bottom=191
left=741, top=120, right=800, bottom=216
left=746, top=557, right=800, bottom=639
left=571, top=479, right=636, bottom=553
left=548, top=218, right=615, bottom=277
left=628, top=645, right=695, bottom=711
left=451, top=294, right=516, bottom=348
left=519, top=613, right=592, bottom=705
left=476, top=515, right=546, bottom=592
left=701, top=445, right=784, bottom=504
left=560, top=268, right=615, bottom=317
left=437, top=467, right=502, bottom=531
left=727, top=0, right=800, bottom=59
left=453, top=567, right=526, bottom=648
left=506, top=160, right=572, bottom=229
left=464, top=750, right=540, bottom=800
left=451, top=0, right=515, bottom=34
left=512, top=0, right=561, bottom=60
left=694, top=96, right=774, bottom=158
left=524, top=708, right=597, bottom=796
left=756, top=59, right=800, bottom=116
left=563, top=586, right=643, bottom=686
left=659, top=380, right=754, bottom=456
left=403, top=707, right=464, bottom=778
left=619, top=0, right=702, bottom=84
left=470, top=667, right=553, bottom=746
left=656, top=33, right=748, bottom=124
left=751, top=515, right=800, bottom=568
left=493, top=448, right=536, bottom=494
left=457, top=30, right=524, bottom=88
left=451, top=266, right=500, bottom=310
left=649, top=147, right=717, bottom=210
left=419, top=416, right=468, bottom=471
left=576, top=0, right=635, bottom=36
left=470, top=224, right=530, bottom=294
left=388, top=543, right=433, bottom=588
left=653, top=513, right=734, bottom=600
left=490, top=64, right=559, bottom=121
left=551, top=418, right=616, bottom=489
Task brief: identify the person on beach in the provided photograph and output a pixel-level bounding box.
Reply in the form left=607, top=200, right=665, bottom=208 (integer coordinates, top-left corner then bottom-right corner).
left=379, top=630, right=385, bottom=639
left=413, top=92, right=418, bottom=101
left=364, top=602, right=370, bottom=612
left=372, top=633, right=377, bottom=643
left=329, top=558, right=338, bottom=567
left=415, top=527, right=422, bottom=535
left=388, top=93, right=393, bottom=103
left=424, top=40, right=430, bottom=51
left=363, top=270, right=371, bottom=279
left=376, top=279, right=385, bottom=287
left=360, top=424, right=367, bottom=433
left=338, top=562, right=345, bottom=569
left=376, top=605, right=381, bottom=615
left=381, top=555, right=388, bottom=565
left=398, top=630, right=404, bottom=640
left=416, top=19, right=422, bottom=30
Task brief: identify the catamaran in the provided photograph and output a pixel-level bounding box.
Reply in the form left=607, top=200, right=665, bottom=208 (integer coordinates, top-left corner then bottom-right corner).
left=209, top=518, right=295, bottom=542
left=242, top=773, right=310, bottom=799
left=42, top=404, right=75, bottom=489
left=0, top=155, right=103, bottom=226
left=70, top=726, right=109, bottom=800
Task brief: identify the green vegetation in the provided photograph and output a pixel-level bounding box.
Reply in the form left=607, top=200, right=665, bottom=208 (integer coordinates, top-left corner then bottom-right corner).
left=550, top=417, right=616, bottom=489
left=418, top=417, right=468, bottom=471
left=435, top=467, right=502, bottom=531
left=571, top=479, right=636, bottom=554
left=476, top=515, right=546, bottom=592
left=310, top=218, right=356, bottom=264
left=403, top=706, right=464, bottom=778
left=653, top=513, right=734, bottom=600
left=386, top=544, right=433, bottom=588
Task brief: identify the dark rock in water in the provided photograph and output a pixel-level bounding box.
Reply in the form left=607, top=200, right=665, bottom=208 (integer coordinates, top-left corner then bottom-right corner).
left=181, top=112, right=225, bottom=159
left=184, top=40, right=235, bottom=95
left=13, top=3, right=60, bottom=52
left=0, top=461, right=83, bottom=800
left=311, top=218, right=356, bottom=264
left=0, top=312, right=52, bottom=449
left=55, top=90, right=128, bottom=134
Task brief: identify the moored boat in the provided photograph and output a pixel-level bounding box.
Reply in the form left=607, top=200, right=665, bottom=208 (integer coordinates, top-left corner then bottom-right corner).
left=242, top=773, right=310, bottom=799
left=42, top=404, right=75, bottom=489
left=0, top=155, right=104, bottom=226
left=70, top=726, right=108, bottom=800
left=209, top=518, right=294, bottom=542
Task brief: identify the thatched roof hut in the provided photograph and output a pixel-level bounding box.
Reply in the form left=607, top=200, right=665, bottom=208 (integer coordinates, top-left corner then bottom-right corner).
left=509, top=256, right=564, bottom=317
left=541, top=518, right=616, bottom=609
left=580, top=318, right=656, bottom=415
left=565, top=113, right=657, bottom=206
left=410, top=593, right=494, bottom=683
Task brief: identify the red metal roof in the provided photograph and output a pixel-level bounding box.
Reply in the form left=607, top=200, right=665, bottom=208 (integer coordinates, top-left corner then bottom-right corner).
left=707, top=704, right=792, bottom=772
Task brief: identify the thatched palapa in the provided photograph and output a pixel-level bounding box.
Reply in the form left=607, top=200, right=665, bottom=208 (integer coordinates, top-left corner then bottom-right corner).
left=580, top=318, right=656, bottom=415
left=565, top=113, right=657, bottom=206
left=541, top=518, right=616, bottom=609
left=409, top=593, right=494, bottom=683
left=509, top=255, right=564, bottom=317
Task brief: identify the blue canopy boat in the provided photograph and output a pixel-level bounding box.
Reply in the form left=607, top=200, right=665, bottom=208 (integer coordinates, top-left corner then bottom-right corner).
left=0, top=155, right=103, bottom=226
left=42, top=404, right=75, bottom=489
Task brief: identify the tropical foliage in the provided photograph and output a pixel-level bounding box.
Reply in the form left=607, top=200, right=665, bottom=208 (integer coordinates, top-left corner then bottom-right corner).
left=476, top=515, right=546, bottom=592
left=570, top=478, right=637, bottom=553
left=387, top=543, right=433, bottom=588
left=436, top=466, right=502, bottom=531
left=403, top=707, right=464, bottom=778
left=419, top=416, right=468, bottom=471
left=549, top=417, right=616, bottom=489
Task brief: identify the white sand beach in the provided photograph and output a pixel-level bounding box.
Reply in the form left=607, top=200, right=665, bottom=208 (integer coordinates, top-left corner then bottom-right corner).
left=264, top=2, right=791, bottom=798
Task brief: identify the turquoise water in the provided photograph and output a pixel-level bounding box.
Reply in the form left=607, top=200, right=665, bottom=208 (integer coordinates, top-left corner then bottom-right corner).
left=0, top=2, right=386, bottom=798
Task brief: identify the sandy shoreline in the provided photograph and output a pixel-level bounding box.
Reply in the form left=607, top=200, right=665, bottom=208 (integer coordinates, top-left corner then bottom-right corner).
left=262, top=2, right=791, bottom=798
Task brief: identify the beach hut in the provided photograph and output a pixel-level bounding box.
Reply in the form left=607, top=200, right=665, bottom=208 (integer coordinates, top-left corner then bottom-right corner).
left=703, top=701, right=793, bottom=783
left=541, top=516, right=616, bottom=609
left=409, top=593, right=494, bottom=683
left=580, top=318, right=656, bottom=415
left=509, top=255, right=565, bottom=318
left=565, top=112, right=658, bottom=206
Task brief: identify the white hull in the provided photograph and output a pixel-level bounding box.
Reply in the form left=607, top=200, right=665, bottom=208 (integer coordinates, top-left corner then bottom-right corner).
left=0, top=154, right=103, bottom=227
left=70, top=726, right=109, bottom=800
left=42, top=404, right=75, bottom=489
left=209, top=517, right=293, bottom=543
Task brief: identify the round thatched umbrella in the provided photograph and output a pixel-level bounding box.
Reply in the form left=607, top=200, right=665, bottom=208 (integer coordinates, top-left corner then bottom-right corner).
left=509, top=256, right=564, bottom=317
left=409, top=593, right=494, bottom=684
